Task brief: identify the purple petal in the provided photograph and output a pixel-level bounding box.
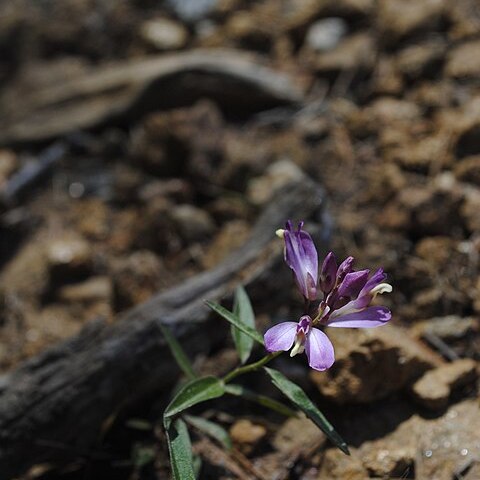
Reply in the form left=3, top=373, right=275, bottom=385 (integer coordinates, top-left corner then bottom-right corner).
left=337, top=270, right=369, bottom=299
left=336, top=256, right=354, bottom=283
left=319, top=252, right=337, bottom=294
left=305, top=328, right=335, bottom=371
left=264, top=322, right=298, bottom=352
left=327, top=306, right=391, bottom=328
left=359, top=268, right=386, bottom=297
left=283, top=221, right=318, bottom=301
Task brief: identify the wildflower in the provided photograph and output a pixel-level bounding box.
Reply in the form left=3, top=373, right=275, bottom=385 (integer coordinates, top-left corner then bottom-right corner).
left=265, top=221, right=392, bottom=371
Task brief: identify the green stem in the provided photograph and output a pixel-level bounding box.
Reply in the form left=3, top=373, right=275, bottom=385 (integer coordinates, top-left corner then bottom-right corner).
left=222, top=352, right=281, bottom=384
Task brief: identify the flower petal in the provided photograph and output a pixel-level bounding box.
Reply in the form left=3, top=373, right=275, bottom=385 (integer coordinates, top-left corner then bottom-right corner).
left=336, top=256, right=354, bottom=283
left=304, top=328, right=335, bottom=371
left=337, top=269, right=370, bottom=299
left=283, top=221, right=318, bottom=300
left=327, top=306, right=391, bottom=328
left=359, top=268, right=387, bottom=297
left=319, top=252, right=337, bottom=294
left=264, top=322, right=298, bottom=352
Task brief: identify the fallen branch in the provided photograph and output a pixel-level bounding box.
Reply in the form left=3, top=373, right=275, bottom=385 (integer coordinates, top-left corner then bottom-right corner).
left=0, top=49, right=305, bottom=145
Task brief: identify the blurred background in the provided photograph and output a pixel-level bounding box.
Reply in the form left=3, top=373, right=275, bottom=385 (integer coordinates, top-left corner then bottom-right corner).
left=0, top=0, right=480, bottom=479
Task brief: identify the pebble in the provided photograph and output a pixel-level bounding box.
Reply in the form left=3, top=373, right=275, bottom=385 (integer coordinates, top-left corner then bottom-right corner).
left=305, top=18, right=348, bottom=52
left=411, top=359, right=478, bottom=410
left=140, top=18, right=188, bottom=50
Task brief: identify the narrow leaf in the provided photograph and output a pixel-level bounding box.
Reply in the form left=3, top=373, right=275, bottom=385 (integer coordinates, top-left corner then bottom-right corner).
left=165, top=418, right=195, bottom=480
left=205, top=300, right=264, bottom=346
left=164, top=376, right=225, bottom=418
left=225, top=384, right=297, bottom=418
left=184, top=414, right=232, bottom=451
left=159, top=323, right=197, bottom=380
left=231, top=286, right=255, bottom=363
left=264, top=367, right=349, bottom=455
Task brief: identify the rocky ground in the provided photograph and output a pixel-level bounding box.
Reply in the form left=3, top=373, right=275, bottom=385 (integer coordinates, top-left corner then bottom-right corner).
left=1, top=0, right=480, bottom=479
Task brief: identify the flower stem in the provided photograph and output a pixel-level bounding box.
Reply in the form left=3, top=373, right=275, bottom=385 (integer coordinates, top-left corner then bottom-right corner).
left=222, top=352, right=281, bottom=384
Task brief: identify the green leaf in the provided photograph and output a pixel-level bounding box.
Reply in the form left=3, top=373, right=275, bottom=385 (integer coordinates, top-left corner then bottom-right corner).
left=264, top=367, right=349, bottom=455
left=159, top=323, right=197, bottom=380
left=231, top=286, right=256, bottom=364
left=205, top=300, right=264, bottom=346
left=164, top=418, right=195, bottom=480
left=164, top=376, right=225, bottom=418
left=225, top=383, right=298, bottom=418
left=184, top=414, right=232, bottom=451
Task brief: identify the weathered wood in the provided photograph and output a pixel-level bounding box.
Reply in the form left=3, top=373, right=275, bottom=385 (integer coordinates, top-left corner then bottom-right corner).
left=0, top=49, right=305, bottom=145
left=0, top=177, right=325, bottom=478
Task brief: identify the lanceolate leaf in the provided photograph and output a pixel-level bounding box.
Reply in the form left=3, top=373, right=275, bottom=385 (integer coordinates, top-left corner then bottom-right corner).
left=264, top=367, right=349, bottom=455
left=164, top=418, right=195, bottom=480
left=231, top=286, right=256, bottom=363
left=164, top=376, right=225, bottom=418
left=205, top=300, right=264, bottom=346
left=159, top=323, right=197, bottom=380
left=184, top=414, right=232, bottom=451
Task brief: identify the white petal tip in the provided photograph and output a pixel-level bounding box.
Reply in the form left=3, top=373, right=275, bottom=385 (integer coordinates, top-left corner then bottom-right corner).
left=371, top=283, right=393, bottom=295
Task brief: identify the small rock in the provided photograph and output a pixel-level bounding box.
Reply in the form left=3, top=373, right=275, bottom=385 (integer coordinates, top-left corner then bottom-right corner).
left=140, top=17, right=188, bottom=50
left=378, top=0, right=446, bottom=41
left=411, top=359, right=478, bottom=410
left=47, top=234, right=93, bottom=280
left=311, top=32, right=375, bottom=73
left=169, top=204, right=215, bottom=243
left=247, top=159, right=305, bottom=206
left=305, top=18, right=348, bottom=52
left=445, top=39, right=480, bottom=79
left=272, top=416, right=324, bottom=454
left=317, top=448, right=368, bottom=479
left=348, top=97, right=421, bottom=136
left=408, top=80, right=454, bottom=109
left=386, top=134, right=452, bottom=171
left=57, top=276, right=112, bottom=304
left=411, top=315, right=478, bottom=342
left=310, top=324, right=438, bottom=404
left=395, top=40, right=445, bottom=80
left=229, top=419, right=266, bottom=453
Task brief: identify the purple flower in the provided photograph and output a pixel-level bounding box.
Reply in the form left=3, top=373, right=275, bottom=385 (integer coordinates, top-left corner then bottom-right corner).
left=264, top=315, right=334, bottom=371
left=267, top=222, right=393, bottom=371
left=276, top=220, right=318, bottom=301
